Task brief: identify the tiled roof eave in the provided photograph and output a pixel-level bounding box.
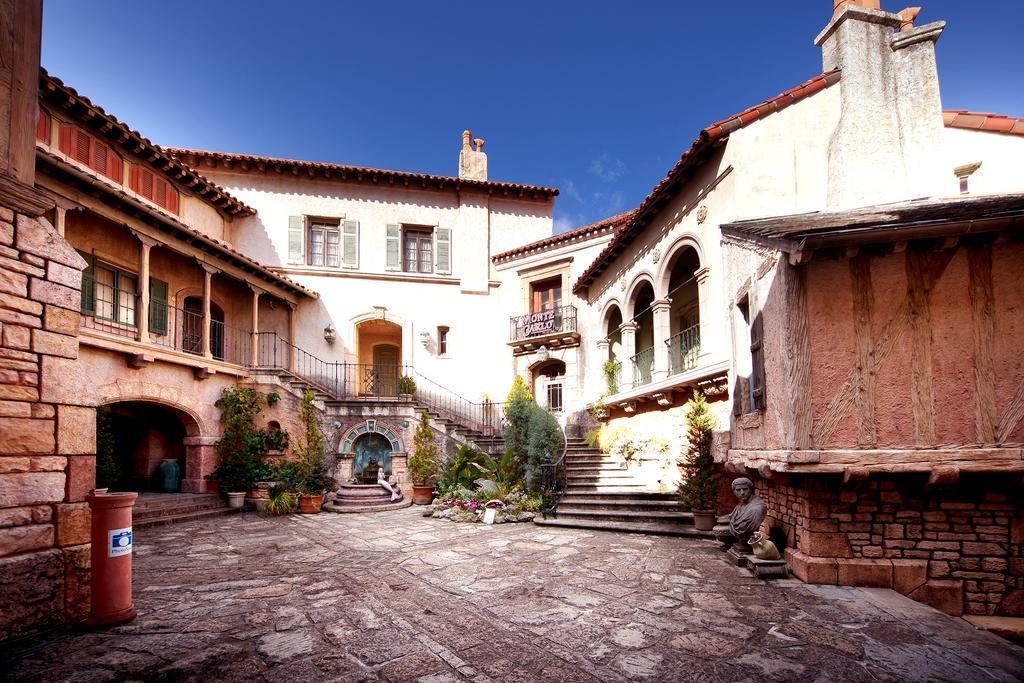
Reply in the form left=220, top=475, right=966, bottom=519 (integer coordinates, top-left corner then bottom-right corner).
left=572, top=70, right=842, bottom=296
left=166, top=148, right=560, bottom=200
left=36, top=147, right=315, bottom=300
left=492, top=209, right=637, bottom=264
left=39, top=69, right=257, bottom=218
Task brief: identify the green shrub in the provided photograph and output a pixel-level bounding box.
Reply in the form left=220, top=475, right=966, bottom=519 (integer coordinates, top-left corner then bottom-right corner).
left=265, top=485, right=297, bottom=516
left=292, top=387, right=335, bottom=494
left=677, top=392, right=718, bottom=512
left=397, top=375, right=417, bottom=394
left=408, top=410, right=439, bottom=485
left=502, top=376, right=533, bottom=483
left=526, top=404, right=564, bottom=487
left=95, top=406, right=119, bottom=489
left=214, top=386, right=277, bottom=493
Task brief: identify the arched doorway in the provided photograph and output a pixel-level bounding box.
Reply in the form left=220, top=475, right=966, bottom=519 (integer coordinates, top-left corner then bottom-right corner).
left=182, top=297, right=225, bottom=359
left=604, top=305, right=623, bottom=393
left=355, top=319, right=403, bottom=397
left=629, top=281, right=656, bottom=386
left=665, top=247, right=701, bottom=374
left=532, top=359, right=566, bottom=413
left=96, top=401, right=198, bottom=492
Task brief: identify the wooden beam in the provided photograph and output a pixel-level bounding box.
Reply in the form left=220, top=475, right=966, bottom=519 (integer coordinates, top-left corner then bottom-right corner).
left=968, top=245, right=997, bottom=443
left=788, top=250, right=812, bottom=266
left=781, top=260, right=813, bottom=448
left=906, top=250, right=937, bottom=446
left=850, top=253, right=876, bottom=447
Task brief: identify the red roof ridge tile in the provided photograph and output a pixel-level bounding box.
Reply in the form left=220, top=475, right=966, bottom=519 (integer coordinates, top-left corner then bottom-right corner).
left=943, top=110, right=1024, bottom=136
left=166, top=147, right=560, bottom=199
left=492, top=209, right=637, bottom=263
left=573, top=70, right=841, bottom=295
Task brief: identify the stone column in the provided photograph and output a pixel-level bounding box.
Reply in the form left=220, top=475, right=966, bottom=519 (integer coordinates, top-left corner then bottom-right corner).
left=199, top=263, right=216, bottom=360
left=695, top=267, right=711, bottom=360
left=287, top=301, right=297, bottom=371
left=595, top=337, right=611, bottom=395
left=651, top=298, right=673, bottom=379
left=249, top=285, right=261, bottom=367
left=182, top=436, right=219, bottom=494
left=620, top=321, right=638, bottom=389
left=133, top=232, right=158, bottom=345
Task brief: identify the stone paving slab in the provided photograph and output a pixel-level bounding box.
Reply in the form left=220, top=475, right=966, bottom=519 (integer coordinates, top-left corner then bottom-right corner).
left=3, top=507, right=1023, bottom=682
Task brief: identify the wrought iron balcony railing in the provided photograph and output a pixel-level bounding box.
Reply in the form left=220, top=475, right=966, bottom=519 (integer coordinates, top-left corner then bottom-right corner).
left=631, top=346, right=654, bottom=388
left=509, top=304, right=577, bottom=343
left=667, top=324, right=701, bottom=376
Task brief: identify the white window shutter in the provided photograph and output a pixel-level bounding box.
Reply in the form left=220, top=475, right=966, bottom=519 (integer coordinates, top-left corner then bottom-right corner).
left=287, top=215, right=305, bottom=264
left=435, top=227, right=451, bottom=274
left=342, top=220, right=359, bottom=268
left=385, top=224, right=401, bottom=270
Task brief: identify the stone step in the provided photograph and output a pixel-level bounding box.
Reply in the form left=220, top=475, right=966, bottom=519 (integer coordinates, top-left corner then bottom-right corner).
left=558, top=497, right=684, bottom=513
left=561, top=490, right=676, bottom=501
left=566, top=471, right=640, bottom=481
left=134, top=506, right=244, bottom=530
left=565, top=465, right=628, bottom=473
left=565, top=484, right=653, bottom=494
left=533, top=517, right=714, bottom=538
left=555, top=509, right=695, bottom=525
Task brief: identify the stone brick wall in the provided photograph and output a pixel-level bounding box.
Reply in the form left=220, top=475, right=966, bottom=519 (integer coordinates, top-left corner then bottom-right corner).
left=751, top=473, right=1024, bottom=617
left=0, top=209, right=94, bottom=640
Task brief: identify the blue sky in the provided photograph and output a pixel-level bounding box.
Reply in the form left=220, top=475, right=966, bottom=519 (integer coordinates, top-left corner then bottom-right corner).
left=41, top=1, right=1024, bottom=234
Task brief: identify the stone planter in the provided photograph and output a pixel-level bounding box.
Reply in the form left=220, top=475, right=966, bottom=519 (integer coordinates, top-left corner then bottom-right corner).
left=226, top=492, right=246, bottom=509
left=693, top=510, right=716, bottom=531
left=411, top=485, right=434, bottom=505
left=298, top=494, right=324, bottom=514
left=398, top=393, right=412, bottom=402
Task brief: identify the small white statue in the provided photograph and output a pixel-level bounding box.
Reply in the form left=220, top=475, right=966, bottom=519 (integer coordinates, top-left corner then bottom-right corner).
left=377, top=468, right=401, bottom=502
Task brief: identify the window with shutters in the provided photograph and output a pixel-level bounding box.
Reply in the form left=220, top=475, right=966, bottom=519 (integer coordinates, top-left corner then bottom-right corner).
left=149, top=278, right=169, bottom=336
left=129, top=165, right=179, bottom=214
left=287, top=217, right=358, bottom=268
left=308, top=219, right=339, bottom=267
left=78, top=252, right=137, bottom=327
left=530, top=277, right=562, bottom=313
left=403, top=228, right=433, bottom=274
left=58, top=124, right=122, bottom=183
left=36, top=109, right=50, bottom=143
left=736, top=297, right=766, bottom=413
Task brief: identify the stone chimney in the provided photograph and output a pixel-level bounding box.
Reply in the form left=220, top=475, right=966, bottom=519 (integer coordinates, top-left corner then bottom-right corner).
left=816, top=1, right=947, bottom=208
left=458, top=129, right=488, bottom=181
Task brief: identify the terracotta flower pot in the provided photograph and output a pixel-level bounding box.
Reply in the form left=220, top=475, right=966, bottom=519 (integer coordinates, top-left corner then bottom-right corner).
left=411, top=485, right=434, bottom=505
left=693, top=510, right=716, bottom=531
left=226, top=492, right=246, bottom=509
left=298, top=493, right=324, bottom=514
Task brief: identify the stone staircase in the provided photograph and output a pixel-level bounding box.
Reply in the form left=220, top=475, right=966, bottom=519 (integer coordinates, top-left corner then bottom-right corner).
left=535, top=438, right=712, bottom=538
left=133, top=493, right=243, bottom=530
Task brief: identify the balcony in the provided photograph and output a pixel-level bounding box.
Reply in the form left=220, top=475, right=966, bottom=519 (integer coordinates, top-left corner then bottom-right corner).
left=508, top=304, right=580, bottom=356
left=667, top=324, right=700, bottom=376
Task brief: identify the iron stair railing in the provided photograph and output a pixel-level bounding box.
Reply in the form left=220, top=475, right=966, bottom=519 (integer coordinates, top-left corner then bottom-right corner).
left=540, top=419, right=569, bottom=519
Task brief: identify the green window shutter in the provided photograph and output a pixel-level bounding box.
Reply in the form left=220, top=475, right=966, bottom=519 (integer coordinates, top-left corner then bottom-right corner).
left=287, top=215, right=305, bottom=264
left=342, top=220, right=359, bottom=268
left=385, top=224, right=401, bottom=270
left=148, top=277, right=168, bottom=335
left=77, top=250, right=95, bottom=314
left=435, top=227, right=451, bottom=274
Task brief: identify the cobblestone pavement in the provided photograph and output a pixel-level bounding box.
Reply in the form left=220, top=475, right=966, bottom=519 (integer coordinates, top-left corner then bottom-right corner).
left=4, top=507, right=1023, bottom=682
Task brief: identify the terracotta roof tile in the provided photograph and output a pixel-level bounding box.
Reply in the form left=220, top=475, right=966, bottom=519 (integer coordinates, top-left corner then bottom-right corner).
left=944, top=110, right=1024, bottom=136
left=573, top=70, right=841, bottom=295
left=39, top=69, right=256, bottom=218
left=492, top=209, right=636, bottom=264
left=166, top=149, right=559, bottom=200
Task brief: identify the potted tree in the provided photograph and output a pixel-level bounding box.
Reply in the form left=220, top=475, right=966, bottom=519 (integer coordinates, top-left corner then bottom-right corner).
left=408, top=409, right=439, bottom=504
left=678, top=391, right=719, bottom=531
left=293, top=387, right=335, bottom=514
left=397, top=375, right=416, bottom=401
left=213, top=386, right=280, bottom=509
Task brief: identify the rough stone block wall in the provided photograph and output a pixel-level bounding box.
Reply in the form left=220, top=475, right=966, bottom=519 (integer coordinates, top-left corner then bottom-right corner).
left=753, top=473, right=1023, bottom=617
left=0, top=210, right=94, bottom=641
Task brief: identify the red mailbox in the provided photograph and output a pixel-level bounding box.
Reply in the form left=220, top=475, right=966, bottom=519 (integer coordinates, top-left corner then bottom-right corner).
left=85, top=491, right=138, bottom=626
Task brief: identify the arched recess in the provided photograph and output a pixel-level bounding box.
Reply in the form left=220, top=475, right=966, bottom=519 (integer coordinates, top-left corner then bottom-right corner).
left=655, top=234, right=705, bottom=298
left=96, top=380, right=211, bottom=437
left=97, top=400, right=200, bottom=492
left=626, top=277, right=656, bottom=384
left=339, top=419, right=405, bottom=483
left=659, top=239, right=703, bottom=373
left=350, top=309, right=411, bottom=368
left=625, top=273, right=657, bottom=319
left=530, top=359, right=566, bottom=412
left=603, top=302, right=623, bottom=364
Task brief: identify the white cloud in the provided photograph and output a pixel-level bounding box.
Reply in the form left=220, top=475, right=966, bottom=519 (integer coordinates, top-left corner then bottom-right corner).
left=553, top=213, right=586, bottom=234
left=589, top=153, right=626, bottom=183
left=563, top=179, right=584, bottom=203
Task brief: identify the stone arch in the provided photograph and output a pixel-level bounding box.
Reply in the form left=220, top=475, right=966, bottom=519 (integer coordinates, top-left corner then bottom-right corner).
left=625, top=272, right=657, bottom=318
left=338, top=418, right=405, bottom=455
left=96, top=379, right=211, bottom=437
left=600, top=298, right=623, bottom=329
left=656, top=234, right=705, bottom=298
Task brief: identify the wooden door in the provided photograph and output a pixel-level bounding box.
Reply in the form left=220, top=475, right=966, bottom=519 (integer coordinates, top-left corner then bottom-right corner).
left=373, top=344, right=400, bottom=397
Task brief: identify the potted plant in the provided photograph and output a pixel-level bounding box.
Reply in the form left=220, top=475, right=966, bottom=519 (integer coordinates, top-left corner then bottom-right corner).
left=264, top=483, right=298, bottom=516
left=214, top=387, right=275, bottom=509
left=677, top=391, right=719, bottom=531
left=397, top=375, right=416, bottom=400
left=292, top=387, right=335, bottom=513
left=408, top=409, right=439, bottom=504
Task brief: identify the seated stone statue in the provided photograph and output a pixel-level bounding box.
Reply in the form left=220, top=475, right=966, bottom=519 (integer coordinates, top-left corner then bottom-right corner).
left=713, top=477, right=767, bottom=550
left=377, top=468, right=401, bottom=502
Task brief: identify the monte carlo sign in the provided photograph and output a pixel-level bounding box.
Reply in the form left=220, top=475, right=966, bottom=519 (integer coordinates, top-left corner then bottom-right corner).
left=519, top=310, right=557, bottom=337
